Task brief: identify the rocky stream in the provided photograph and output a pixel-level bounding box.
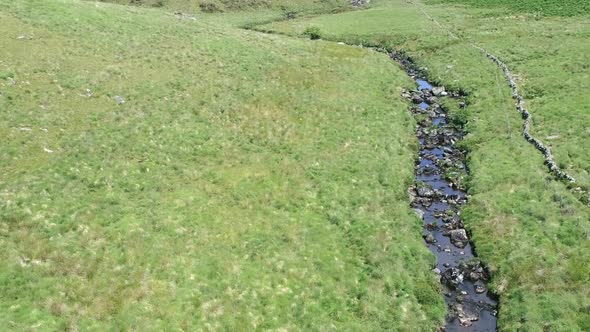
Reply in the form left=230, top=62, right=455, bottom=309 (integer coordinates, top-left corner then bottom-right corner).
left=391, top=51, right=498, bottom=331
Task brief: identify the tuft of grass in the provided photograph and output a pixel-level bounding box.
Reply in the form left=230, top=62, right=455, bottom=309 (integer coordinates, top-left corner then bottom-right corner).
left=0, top=71, right=14, bottom=80
left=303, top=26, right=322, bottom=39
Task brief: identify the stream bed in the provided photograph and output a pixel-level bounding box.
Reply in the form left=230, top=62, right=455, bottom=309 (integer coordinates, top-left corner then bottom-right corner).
left=392, top=52, right=498, bottom=331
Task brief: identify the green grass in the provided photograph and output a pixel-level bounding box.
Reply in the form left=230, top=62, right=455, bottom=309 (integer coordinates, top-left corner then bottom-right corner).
left=0, top=0, right=444, bottom=330
left=3, top=0, right=589, bottom=330
left=259, top=0, right=590, bottom=330
left=429, top=0, right=590, bottom=17
left=94, top=0, right=351, bottom=14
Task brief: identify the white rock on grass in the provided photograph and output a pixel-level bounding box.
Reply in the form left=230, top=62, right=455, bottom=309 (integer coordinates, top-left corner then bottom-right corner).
left=113, top=95, right=125, bottom=104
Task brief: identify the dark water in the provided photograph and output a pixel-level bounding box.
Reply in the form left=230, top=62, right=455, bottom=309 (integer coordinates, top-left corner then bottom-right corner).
left=411, top=80, right=498, bottom=331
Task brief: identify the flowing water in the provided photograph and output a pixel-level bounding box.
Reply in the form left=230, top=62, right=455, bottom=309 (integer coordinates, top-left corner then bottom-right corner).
left=408, top=76, right=498, bottom=331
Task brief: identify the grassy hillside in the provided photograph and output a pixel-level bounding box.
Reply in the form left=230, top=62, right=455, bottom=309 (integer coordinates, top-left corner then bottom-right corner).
left=259, top=0, right=590, bottom=330
left=429, top=0, right=590, bottom=17
left=0, top=0, right=443, bottom=330
left=95, top=0, right=351, bottom=13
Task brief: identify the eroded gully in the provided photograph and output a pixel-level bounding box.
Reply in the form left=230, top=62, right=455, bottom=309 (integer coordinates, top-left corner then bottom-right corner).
left=391, top=51, right=498, bottom=331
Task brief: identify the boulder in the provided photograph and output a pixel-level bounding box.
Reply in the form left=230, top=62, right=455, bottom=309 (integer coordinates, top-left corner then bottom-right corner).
left=449, top=229, right=469, bottom=248
left=432, top=86, right=447, bottom=96
left=417, top=186, right=435, bottom=198
left=456, top=304, right=479, bottom=326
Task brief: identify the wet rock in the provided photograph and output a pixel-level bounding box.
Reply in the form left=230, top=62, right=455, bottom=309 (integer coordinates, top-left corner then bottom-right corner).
left=442, top=212, right=456, bottom=223
left=441, top=268, right=464, bottom=289
left=426, top=96, right=438, bottom=104
left=420, top=198, right=432, bottom=207
left=475, top=284, right=487, bottom=294
left=423, top=153, right=437, bottom=161
left=442, top=216, right=456, bottom=225
left=443, top=222, right=461, bottom=233
left=466, top=265, right=487, bottom=281
left=449, top=229, right=469, bottom=248
left=432, top=86, right=447, bottom=96
left=417, top=186, right=435, bottom=198
left=418, top=166, right=437, bottom=175
left=455, top=304, right=479, bottom=326
left=424, top=233, right=436, bottom=244
left=449, top=229, right=468, bottom=242
left=411, top=93, right=423, bottom=104
left=420, top=88, right=432, bottom=96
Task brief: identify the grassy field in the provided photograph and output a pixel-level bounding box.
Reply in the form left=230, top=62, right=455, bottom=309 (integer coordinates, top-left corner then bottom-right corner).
left=95, top=0, right=351, bottom=14
left=2, top=0, right=589, bottom=330
left=430, top=0, right=590, bottom=17
left=259, top=0, right=590, bottom=330
left=0, top=0, right=445, bottom=330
